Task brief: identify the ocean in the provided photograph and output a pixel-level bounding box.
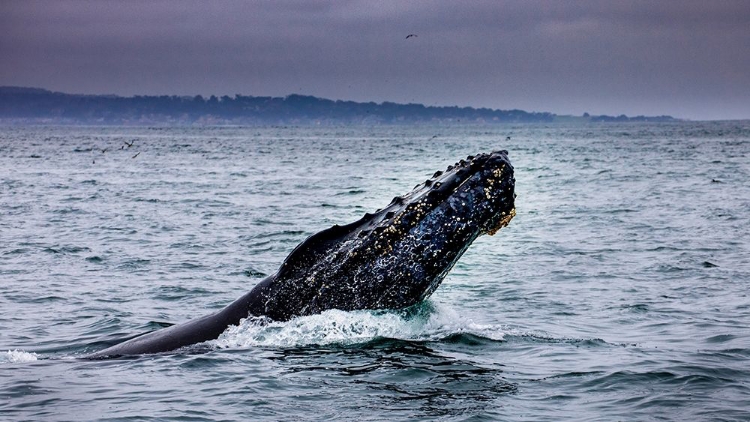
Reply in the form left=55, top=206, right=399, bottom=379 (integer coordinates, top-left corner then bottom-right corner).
left=1, top=122, right=749, bottom=421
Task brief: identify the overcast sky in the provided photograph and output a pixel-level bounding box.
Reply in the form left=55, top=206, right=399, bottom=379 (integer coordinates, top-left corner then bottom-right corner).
left=2, top=0, right=749, bottom=120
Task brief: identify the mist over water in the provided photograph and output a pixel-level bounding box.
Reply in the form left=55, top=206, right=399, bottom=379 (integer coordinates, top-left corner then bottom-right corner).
left=1, top=122, right=749, bottom=420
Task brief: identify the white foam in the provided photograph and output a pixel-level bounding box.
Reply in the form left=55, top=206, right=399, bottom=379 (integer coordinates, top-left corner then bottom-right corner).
left=212, top=302, right=506, bottom=349
left=2, top=349, right=39, bottom=363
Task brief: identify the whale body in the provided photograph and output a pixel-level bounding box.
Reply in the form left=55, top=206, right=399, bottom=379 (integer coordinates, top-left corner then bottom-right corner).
left=88, top=150, right=516, bottom=357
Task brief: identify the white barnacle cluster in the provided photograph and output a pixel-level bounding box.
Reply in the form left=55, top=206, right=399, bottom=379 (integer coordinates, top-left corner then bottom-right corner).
left=413, top=196, right=431, bottom=216
left=373, top=238, right=393, bottom=254
left=482, top=164, right=507, bottom=200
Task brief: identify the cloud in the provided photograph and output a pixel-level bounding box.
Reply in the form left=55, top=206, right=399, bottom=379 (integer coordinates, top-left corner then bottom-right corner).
left=1, top=0, right=748, bottom=119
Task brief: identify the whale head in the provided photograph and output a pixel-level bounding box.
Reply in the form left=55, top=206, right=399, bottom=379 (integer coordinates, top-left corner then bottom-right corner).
left=252, top=150, right=516, bottom=320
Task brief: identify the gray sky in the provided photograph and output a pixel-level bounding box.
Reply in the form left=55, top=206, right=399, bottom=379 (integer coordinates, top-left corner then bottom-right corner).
left=2, top=0, right=749, bottom=120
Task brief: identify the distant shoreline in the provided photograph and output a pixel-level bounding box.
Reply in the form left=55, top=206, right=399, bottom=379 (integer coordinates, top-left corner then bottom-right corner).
left=1, top=86, right=679, bottom=126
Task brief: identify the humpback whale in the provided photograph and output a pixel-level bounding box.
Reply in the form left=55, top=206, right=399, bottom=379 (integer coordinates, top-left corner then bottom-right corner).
left=88, top=150, right=516, bottom=357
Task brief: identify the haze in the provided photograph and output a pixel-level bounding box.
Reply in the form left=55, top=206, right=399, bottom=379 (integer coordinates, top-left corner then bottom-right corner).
left=1, top=0, right=748, bottom=120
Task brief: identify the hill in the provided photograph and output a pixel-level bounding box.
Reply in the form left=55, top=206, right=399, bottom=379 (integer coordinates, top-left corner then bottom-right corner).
left=0, top=87, right=676, bottom=125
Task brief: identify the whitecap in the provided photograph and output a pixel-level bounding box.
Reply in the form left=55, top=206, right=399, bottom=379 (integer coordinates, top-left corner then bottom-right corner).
left=2, top=350, right=39, bottom=363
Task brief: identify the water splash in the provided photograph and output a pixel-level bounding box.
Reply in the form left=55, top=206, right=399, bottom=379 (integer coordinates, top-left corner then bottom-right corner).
left=2, top=350, right=39, bottom=363
left=213, top=302, right=506, bottom=349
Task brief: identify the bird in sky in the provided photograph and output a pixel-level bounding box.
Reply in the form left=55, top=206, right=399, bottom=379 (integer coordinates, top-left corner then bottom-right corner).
left=405, top=34, right=417, bottom=39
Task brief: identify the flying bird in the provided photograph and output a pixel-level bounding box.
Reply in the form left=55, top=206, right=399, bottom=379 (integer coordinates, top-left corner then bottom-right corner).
left=124, top=140, right=134, bottom=148
left=132, top=152, right=140, bottom=159
left=405, top=34, right=418, bottom=39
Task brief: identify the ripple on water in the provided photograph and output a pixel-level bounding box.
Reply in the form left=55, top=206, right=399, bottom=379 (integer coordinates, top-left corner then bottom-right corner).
left=42, top=245, right=91, bottom=254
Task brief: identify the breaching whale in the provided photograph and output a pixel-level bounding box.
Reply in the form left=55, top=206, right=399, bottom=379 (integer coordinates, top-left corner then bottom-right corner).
left=88, top=150, right=516, bottom=357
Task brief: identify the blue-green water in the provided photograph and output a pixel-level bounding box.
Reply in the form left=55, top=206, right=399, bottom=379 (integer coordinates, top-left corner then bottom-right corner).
left=1, top=122, right=749, bottom=421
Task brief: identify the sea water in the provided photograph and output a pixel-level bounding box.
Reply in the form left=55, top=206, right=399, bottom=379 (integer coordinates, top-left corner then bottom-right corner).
left=1, top=122, right=749, bottom=421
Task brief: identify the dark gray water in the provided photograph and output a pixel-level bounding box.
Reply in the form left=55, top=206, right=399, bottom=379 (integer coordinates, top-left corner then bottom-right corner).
left=1, top=122, right=749, bottom=421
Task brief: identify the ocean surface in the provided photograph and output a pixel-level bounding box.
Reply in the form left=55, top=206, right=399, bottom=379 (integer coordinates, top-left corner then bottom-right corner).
left=1, top=122, right=749, bottom=421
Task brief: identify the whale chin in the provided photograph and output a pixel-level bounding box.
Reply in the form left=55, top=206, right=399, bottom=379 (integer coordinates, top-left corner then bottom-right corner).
left=87, top=149, right=515, bottom=357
